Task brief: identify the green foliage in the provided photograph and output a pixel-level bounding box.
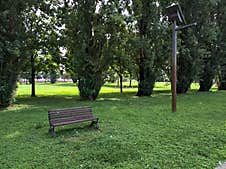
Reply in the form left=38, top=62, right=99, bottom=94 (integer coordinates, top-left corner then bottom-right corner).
left=78, top=73, right=104, bottom=100
left=50, top=71, right=58, bottom=84
left=199, top=56, right=217, bottom=92
left=175, top=0, right=199, bottom=93
left=108, top=12, right=133, bottom=93
left=197, top=1, right=219, bottom=91
left=0, top=0, right=36, bottom=107
left=2, top=0, right=226, bottom=106
left=130, top=1, right=170, bottom=96
left=217, top=0, right=226, bottom=90
left=176, top=0, right=222, bottom=93
left=63, top=0, right=129, bottom=100
left=0, top=79, right=16, bottom=107
left=0, top=83, right=225, bottom=168
left=21, top=1, right=62, bottom=93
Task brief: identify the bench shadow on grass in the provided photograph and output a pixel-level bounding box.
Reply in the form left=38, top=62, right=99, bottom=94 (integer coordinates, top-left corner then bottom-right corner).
left=49, top=123, right=99, bottom=138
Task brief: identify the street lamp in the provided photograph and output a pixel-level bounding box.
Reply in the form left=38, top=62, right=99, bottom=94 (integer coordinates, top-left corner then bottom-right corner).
left=166, top=4, right=197, bottom=112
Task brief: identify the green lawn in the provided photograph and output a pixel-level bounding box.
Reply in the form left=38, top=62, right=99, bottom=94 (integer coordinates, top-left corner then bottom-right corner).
left=0, top=82, right=225, bottom=169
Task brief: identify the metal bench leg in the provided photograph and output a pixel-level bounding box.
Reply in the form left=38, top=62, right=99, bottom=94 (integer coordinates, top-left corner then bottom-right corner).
left=89, top=121, right=95, bottom=127
left=95, top=121, right=99, bottom=129
left=49, top=126, right=55, bottom=136
left=90, top=118, right=99, bottom=129
left=95, top=118, right=99, bottom=129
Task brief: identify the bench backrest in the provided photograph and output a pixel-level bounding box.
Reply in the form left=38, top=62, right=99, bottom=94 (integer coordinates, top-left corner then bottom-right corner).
left=48, top=106, right=94, bottom=126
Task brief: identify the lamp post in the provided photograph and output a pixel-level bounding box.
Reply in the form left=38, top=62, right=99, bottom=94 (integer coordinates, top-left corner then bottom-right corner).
left=166, top=4, right=197, bottom=112
left=172, top=20, right=177, bottom=112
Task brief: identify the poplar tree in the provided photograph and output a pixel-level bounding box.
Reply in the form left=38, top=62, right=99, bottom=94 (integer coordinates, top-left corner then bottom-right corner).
left=131, top=0, right=169, bottom=96
left=64, top=0, right=127, bottom=100
left=217, top=0, right=226, bottom=90
left=198, top=1, right=219, bottom=91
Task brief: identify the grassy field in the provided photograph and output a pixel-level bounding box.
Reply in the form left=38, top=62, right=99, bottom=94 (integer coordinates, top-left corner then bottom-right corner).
left=0, top=82, right=225, bottom=169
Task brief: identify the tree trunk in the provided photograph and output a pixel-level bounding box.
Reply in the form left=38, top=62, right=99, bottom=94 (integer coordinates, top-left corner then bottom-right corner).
left=218, top=68, right=226, bottom=90
left=137, top=49, right=145, bottom=96
left=31, top=54, right=36, bottom=97
left=177, top=55, right=194, bottom=94
left=177, top=82, right=190, bottom=94
left=199, top=80, right=213, bottom=91
left=0, top=71, right=18, bottom=108
left=218, top=82, right=226, bottom=90
left=117, top=79, right=119, bottom=87
left=78, top=72, right=103, bottom=101
left=129, top=73, right=132, bottom=87
left=198, top=53, right=217, bottom=92
left=119, top=74, right=123, bottom=93
left=137, top=49, right=156, bottom=96
left=199, top=72, right=214, bottom=92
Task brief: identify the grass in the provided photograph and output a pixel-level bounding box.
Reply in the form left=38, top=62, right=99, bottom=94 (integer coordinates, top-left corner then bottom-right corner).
left=0, top=82, right=225, bottom=169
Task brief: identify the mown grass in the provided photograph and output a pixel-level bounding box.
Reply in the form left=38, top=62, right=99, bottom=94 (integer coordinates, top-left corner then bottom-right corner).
left=0, top=82, right=225, bottom=169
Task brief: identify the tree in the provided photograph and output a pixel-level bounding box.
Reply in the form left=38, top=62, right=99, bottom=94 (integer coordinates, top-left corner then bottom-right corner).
left=175, top=0, right=221, bottom=93
left=130, top=0, right=170, bottom=96
left=217, top=0, right=226, bottom=90
left=108, top=10, right=132, bottom=93
left=37, top=53, right=60, bottom=84
left=175, top=0, right=199, bottom=93
left=110, top=51, right=131, bottom=93
left=24, top=2, right=61, bottom=96
left=0, top=0, right=36, bottom=107
left=198, top=1, right=219, bottom=92
left=62, top=0, right=128, bottom=100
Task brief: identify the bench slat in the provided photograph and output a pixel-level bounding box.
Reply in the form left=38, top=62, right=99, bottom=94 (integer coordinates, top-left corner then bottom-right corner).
left=50, top=114, right=95, bottom=124
left=52, top=118, right=97, bottom=127
left=49, top=108, right=92, bottom=115
left=49, top=109, right=91, bottom=113
left=49, top=111, right=92, bottom=119
left=48, top=107, right=92, bottom=113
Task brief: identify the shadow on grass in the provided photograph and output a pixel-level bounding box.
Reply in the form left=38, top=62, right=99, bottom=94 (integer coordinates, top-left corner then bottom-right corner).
left=51, top=83, right=77, bottom=87
left=0, top=107, right=7, bottom=111
left=15, top=90, right=171, bottom=105
left=21, top=82, right=77, bottom=87
left=153, top=89, right=171, bottom=94
left=104, top=84, right=138, bottom=88
left=50, top=123, right=99, bottom=138
left=13, top=88, right=205, bottom=112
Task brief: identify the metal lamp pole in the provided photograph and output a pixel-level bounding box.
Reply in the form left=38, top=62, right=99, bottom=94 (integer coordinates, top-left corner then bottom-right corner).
left=171, top=22, right=197, bottom=112
left=172, top=20, right=177, bottom=112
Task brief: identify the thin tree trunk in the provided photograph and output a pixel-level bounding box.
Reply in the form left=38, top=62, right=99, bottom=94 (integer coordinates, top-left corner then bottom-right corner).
left=129, top=73, right=132, bottom=87
left=31, top=54, right=36, bottom=97
left=119, top=74, right=123, bottom=93
left=137, top=48, right=145, bottom=96
left=199, top=80, right=213, bottom=91
left=218, top=63, right=226, bottom=90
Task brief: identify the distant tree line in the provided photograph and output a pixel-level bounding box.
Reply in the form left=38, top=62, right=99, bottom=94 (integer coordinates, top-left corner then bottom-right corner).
left=0, top=0, right=225, bottom=107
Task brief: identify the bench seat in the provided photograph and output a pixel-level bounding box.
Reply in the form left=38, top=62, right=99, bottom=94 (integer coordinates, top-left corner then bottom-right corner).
left=48, top=106, right=99, bottom=136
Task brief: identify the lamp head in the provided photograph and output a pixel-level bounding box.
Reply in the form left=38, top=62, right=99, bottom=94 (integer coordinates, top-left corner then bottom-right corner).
left=166, top=3, right=186, bottom=24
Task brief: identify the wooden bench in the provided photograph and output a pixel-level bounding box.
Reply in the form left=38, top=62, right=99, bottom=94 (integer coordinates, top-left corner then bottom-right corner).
left=48, top=106, right=99, bottom=136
